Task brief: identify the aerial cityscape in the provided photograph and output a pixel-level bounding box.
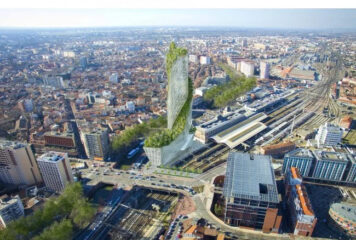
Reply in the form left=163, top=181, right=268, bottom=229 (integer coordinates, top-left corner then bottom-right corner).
left=0, top=6, right=356, bottom=240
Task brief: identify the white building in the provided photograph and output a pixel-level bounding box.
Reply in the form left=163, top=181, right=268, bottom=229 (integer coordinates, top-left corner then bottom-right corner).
left=0, top=195, right=24, bottom=228
left=315, top=123, right=343, bottom=148
left=37, top=152, right=74, bottom=192
left=241, top=61, right=255, bottom=77
left=126, top=101, right=135, bottom=113
left=260, top=62, right=270, bottom=79
left=189, top=54, right=198, bottom=63
left=200, top=56, right=211, bottom=65
left=109, top=73, right=119, bottom=83
left=0, top=140, right=42, bottom=186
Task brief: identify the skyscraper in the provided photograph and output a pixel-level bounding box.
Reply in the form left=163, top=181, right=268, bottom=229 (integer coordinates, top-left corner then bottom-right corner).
left=0, top=139, right=42, bottom=186
left=144, top=43, right=194, bottom=166
left=260, top=61, right=270, bottom=79
left=37, top=152, right=74, bottom=192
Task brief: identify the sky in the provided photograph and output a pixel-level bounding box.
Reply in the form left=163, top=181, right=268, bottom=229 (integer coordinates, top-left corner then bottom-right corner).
left=0, top=9, right=355, bottom=30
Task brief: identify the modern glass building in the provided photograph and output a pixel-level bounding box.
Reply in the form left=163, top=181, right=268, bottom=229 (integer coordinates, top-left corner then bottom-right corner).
left=223, top=152, right=281, bottom=233
left=311, top=150, right=349, bottom=181
left=282, top=148, right=315, bottom=177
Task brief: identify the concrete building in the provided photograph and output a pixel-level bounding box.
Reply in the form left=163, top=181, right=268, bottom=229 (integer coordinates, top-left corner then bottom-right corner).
left=241, top=61, right=255, bottom=77
left=311, top=150, right=349, bottom=181
left=0, top=139, right=42, bottom=186
left=37, top=152, right=74, bottom=192
left=315, top=123, right=343, bottom=148
left=329, top=202, right=356, bottom=238
left=81, top=129, right=109, bottom=161
left=109, top=72, right=119, bottom=83
left=223, top=152, right=281, bottom=233
left=43, top=76, right=64, bottom=88
left=200, top=56, right=211, bottom=65
left=260, top=62, right=270, bottom=79
left=284, top=167, right=317, bottom=236
left=0, top=195, right=24, bottom=229
left=282, top=149, right=315, bottom=177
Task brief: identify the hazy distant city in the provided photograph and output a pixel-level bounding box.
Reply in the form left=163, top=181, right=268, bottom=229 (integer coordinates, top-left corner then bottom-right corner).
left=0, top=8, right=356, bottom=240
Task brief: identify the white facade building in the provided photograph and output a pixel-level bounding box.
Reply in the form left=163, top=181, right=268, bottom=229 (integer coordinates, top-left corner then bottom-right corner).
left=200, top=56, right=211, bottom=65
left=315, top=123, right=343, bottom=148
left=37, top=152, right=74, bottom=192
left=0, top=195, right=24, bottom=228
left=0, top=140, right=42, bottom=186
left=241, top=61, right=255, bottom=77
left=189, top=54, right=198, bottom=63
left=260, top=62, right=270, bottom=79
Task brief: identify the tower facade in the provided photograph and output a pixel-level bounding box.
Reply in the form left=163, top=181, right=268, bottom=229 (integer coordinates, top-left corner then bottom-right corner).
left=144, top=43, right=194, bottom=166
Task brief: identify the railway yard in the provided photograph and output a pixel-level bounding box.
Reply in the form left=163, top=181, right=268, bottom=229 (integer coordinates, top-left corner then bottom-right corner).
left=88, top=187, right=178, bottom=240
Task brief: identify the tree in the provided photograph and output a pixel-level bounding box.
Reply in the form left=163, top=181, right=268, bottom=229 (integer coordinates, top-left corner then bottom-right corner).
left=32, top=219, right=73, bottom=240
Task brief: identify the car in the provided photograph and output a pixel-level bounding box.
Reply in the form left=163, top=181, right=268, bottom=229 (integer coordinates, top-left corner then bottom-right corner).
left=151, top=183, right=156, bottom=185
left=159, top=180, right=164, bottom=182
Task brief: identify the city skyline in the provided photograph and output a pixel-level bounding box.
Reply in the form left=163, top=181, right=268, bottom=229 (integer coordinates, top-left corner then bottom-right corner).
left=0, top=9, right=356, bottom=30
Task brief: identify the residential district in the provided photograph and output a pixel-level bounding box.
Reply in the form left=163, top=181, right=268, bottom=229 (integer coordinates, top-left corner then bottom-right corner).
left=0, top=27, right=356, bottom=240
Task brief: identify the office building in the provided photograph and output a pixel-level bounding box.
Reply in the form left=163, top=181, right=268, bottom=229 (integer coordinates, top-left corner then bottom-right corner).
left=223, top=152, right=281, bottom=233
left=200, top=56, right=211, bottom=65
left=0, top=195, right=24, bottom=229
left=43, top=76, right=64, bottom=88
left=284, top=168, right=317, bottom=236
left=311, top=150, right=349, bottom=181
left=260, top=62, right=270, bottom=79
left=346, top=158, right=356, bottom=183
left=109, top=73, right=119, bottom=83
left=315, top=123, right=343, bottom=148
left=126, top=101, right=135, bottom=113
left=81, top=129, right=109, bottom=161
left=0, top=139, right=42, bottom=186
left=37, top=152, right=74, bottom=192
left=241, top=61, right=255, bottom=77
left=329, top=202, right=356, bottom=238
left=282, top=148, right=314, bottom=177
